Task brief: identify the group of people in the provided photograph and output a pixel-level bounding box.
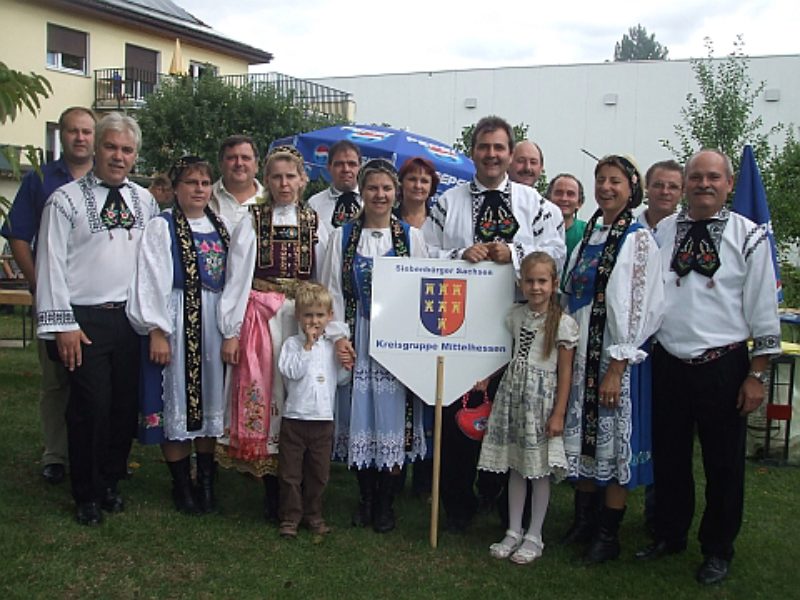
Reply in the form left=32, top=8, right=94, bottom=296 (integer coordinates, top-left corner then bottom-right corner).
left=1, top=108, right=780, bottom=586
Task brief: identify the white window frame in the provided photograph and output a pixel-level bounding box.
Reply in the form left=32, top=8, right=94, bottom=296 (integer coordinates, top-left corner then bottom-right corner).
left=46, top=24, right=89, bottom=76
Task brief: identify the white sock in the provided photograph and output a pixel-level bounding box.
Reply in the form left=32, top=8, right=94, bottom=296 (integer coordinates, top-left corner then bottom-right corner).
left=527, top=476, right=551, bottom=540
left=507, top=469, right=527, bottom=534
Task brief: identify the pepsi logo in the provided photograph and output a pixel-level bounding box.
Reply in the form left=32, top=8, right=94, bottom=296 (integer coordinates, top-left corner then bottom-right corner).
left=313, top=145, right=329, bottom=164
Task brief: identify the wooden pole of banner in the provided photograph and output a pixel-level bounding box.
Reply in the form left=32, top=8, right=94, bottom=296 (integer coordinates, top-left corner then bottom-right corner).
left=430, top=356, right=445, bottom=549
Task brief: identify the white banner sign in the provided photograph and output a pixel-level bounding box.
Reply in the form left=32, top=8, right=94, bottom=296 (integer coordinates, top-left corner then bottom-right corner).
left=370, top=257, right=514, bottom=406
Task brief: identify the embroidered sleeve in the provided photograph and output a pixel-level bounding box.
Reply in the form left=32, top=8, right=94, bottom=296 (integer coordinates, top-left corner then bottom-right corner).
left=529, top=196, right=567, bottom=274
left=740, top=220, right=781, bottom=356
left=35, top=190, right=78, bottom=336
left=605, top=229, right=664, bottom=363
left=421, top=193, right=464, bottom=259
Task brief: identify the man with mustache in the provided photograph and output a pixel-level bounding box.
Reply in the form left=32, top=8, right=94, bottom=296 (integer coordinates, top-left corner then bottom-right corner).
left=638, top=149, right=780, bottom=585
left=35, top=112, right=159, bottom=525
left=507, top=140, right=565, bottom=253
left=2, top=106, right=96, bottom=486
left=423, top=116, right=565, bottom=531
left=210, top=134, right=264, bottom=226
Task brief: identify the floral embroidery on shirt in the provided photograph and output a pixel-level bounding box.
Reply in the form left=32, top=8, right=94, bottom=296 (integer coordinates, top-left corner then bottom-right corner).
left=195, top=236, right=226, bottom=287
left=571, top=252, right=600, bottom=301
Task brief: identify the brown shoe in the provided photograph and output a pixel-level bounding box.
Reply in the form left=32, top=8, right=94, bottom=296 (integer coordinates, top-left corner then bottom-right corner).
left=279, top=521, right=298, bottom=538
left=306, top=519, right=331, bottom=535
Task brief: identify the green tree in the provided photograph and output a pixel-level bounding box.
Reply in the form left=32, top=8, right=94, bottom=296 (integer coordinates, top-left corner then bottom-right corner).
left=614, top=24, right=669, bottom=61
left=660, top=36, right=782, bottom=167
left=0, top=62, right=51, bottom=220
left=136, top=73, right=345, bottom=177
left=0, top=61, right=51, bottom=125
left=452, top=122, right=529, bottom=153
left=766, top=129, right=800, bottom=249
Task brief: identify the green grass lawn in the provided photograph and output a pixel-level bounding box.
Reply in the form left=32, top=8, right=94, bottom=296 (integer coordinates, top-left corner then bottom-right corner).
left=1, top=330, right=798, bottom=599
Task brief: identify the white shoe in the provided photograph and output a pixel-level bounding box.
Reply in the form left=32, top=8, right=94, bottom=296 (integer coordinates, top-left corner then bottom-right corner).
left=489, top=529, right=523, bottom=559
left=510, top=533, right=544, bottom=564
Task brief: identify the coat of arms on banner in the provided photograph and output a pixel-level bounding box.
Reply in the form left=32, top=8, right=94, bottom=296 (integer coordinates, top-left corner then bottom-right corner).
left=420, top=278, right=466, bottom=336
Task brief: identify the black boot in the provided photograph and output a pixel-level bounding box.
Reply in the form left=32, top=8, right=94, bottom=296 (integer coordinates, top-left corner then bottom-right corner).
left=373, top=471, right=397, bottom=533
left=195, top=452, right=217, bottom=514
left=167, top=457, right=199, bottom=515
left=262, top=474, right=279, bottom=522
left=352, top=468, right=376, bottom=527
left=583, top=506, right=626, bottom=565
left=562, top=489, right=600, bottom=544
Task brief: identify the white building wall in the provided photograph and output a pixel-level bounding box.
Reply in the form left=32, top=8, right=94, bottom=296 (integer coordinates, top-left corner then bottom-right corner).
left=314, top=55, right=798, bottom=219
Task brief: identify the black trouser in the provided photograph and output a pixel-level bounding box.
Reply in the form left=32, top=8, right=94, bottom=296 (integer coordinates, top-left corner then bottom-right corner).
left=63, top=306, right=140, bottom=504
left=440, top=373, right=503, bottom=525
left=652, top=343, right=748, bottom=561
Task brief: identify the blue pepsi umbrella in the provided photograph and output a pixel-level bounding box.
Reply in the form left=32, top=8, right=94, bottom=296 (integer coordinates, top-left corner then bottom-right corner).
left=732, top=144, right=783, bottom=303
left=270, top=124, right=475, bottom=198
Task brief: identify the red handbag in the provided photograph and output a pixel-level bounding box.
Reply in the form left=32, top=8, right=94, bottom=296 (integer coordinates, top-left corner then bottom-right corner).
left=455, top=390, right=492, bottom=441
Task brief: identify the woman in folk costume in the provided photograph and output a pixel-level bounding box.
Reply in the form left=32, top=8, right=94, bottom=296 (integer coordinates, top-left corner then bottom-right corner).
left=216, top=145, right=335, bottom=520
left=128, top=156, right=249, bottom=513
left=561, top=155, right=664, bottom=563
left=321, top=159, right=428, bottom=533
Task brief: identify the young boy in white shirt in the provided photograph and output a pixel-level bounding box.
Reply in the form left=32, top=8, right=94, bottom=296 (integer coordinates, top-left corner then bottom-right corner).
left=277, top=282, right=348, bottom=538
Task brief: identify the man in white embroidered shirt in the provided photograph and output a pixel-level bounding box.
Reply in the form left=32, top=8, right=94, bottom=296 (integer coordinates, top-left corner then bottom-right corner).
left=422, top=116, right=565, bottom=532
left=209, top=134, right=264, bottom=226
left=424, top=116, right=566, bottom=274
left=36, top=112, right=159, bottom=526
left=636, top=149, right=780, bottom=585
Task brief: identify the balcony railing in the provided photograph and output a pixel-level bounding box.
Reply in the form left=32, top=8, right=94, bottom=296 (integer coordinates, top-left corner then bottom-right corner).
left=218, top=72, right=353, bottom=119
left=93, top=69, right=352, bottom=119
left=94, top=67, right=163, bottom=110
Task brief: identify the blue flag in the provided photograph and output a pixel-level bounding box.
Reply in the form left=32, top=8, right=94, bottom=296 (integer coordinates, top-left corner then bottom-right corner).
left=732, top=145, right=783, bottom=303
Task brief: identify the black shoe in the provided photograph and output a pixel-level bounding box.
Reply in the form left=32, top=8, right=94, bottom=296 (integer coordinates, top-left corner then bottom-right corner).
left=562, top=490, right=600, bottom=545
left=696, top=556, right=729, bottom=585
left=42, top=463, right=65, bottom=485
left=635, top=539, right=686, bottom=560
left=582, top=506, right=626, bottom=565
left=75, top=501, right=103, bottom=526
left=100, top=487, right=124, bottom=513
left=373, top=472, right=397, bottom=534
left=352, top=469, right=376, bottom=527
left=167, top=457, right=200, bottom=515
left=195, top=452, right=217, bottom=514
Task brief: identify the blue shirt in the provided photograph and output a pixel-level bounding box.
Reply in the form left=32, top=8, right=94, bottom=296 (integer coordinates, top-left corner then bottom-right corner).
left=1, top=158, right=74, bottom=244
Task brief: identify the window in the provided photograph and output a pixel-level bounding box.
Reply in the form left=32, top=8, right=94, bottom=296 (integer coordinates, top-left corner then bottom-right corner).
left=189, top=61, right=218, bottom=79
left=125, top=44, right=159, bottom=100
left=47, top=23, right=88, bottom=75
left=45, top=122, right=59, bottom=164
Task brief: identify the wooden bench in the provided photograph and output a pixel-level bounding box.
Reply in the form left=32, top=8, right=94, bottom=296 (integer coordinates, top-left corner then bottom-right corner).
left=0, top=286, right=33, bottom=347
